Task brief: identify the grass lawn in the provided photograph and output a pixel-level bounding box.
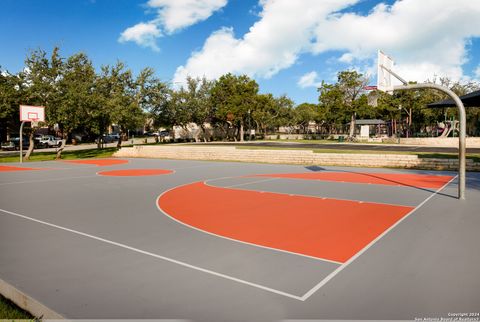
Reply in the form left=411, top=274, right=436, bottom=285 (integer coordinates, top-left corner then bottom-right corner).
left=0, top=147, right=118, bottom=163
left=0, top=295, right=33, bottom=319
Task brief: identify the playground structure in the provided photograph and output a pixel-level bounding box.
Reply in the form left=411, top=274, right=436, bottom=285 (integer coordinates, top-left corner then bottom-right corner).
left=437, top=120, right=459, bottom=138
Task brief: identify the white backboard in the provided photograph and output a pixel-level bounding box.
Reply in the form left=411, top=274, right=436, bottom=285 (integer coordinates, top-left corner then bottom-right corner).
left=377, top=50, right=394, bottom=94
left=20, top=105, right=45, bottom=122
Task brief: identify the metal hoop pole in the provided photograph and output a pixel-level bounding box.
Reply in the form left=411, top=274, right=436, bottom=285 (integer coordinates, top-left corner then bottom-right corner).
left=394, top=83, right=466, bottom=199
left=19, top=121, right=26, bottom=163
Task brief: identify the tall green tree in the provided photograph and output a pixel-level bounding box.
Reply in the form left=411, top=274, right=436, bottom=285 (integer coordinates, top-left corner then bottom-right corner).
left=187, top=77, right=215, bottom=141
left=317, top=71, right=369, bottom=137
left=97, top=62, right=145, bottom=148
left=252, top=93, right=277, bottom=135
left=0, top=69, right=23, bottom=141
left=317, top=81, right=346, bottom=134
left=20, top=47, right=63, bottom=159
left=294, top=103, right=317, bottom=134
left=54, top=52, right=97, bottom=157
left=211, top=73, right=259, bottom=141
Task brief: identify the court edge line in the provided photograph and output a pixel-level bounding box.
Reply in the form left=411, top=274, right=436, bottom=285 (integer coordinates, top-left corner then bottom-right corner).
left=0, top=207, right=303, bottom=301
left=250, top=173, right=454, bottom=190
left=224, top=177, right=279, bottom=188
left=157, top=181, right=343, bottom=265
left=299, top=175, right=458, bottom=301
left=205, top=177, right=415, bottom=209
left=95, top=169, right=176, bottom=177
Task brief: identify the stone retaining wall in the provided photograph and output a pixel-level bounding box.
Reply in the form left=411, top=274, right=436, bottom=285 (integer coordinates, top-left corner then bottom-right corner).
left=399, top=137, right=480, bottom=147
left=114, top=145, right=480, bottom=171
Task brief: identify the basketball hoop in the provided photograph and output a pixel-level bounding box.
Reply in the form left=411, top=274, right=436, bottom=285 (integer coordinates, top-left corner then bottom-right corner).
left=367, top=91, right=379, bottom=107
left=19, top=105, right=46, bottom=164
left=20, top=105, right=45, bottom=122
left=364, top=85, right=379, bottom=107
left=31, top=119, right=40, bottom=128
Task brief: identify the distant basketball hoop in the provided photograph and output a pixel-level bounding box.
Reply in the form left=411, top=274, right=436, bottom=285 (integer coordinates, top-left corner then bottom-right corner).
left=19, top=105, right=45, bottom=164
left=363, top=85, right=378, bottom=107
left=20, top=105, right=45, bottom=122
left=368, top=91, right=379, bottom=107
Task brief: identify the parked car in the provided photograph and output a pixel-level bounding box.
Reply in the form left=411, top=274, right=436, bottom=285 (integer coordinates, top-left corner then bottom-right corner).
left=35, top=135, right=63, bottom=148
left=1, top=137, right=30, bottom=150
left=95, top=134, right=120, bottom=144
left=159, top=130, right=171, bottom=137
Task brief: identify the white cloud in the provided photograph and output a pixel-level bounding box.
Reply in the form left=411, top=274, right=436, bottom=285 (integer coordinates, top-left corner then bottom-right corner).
left=174, top=0, right=480, bottom=86
left=475, top=65, right=480, bottom=79
left=119, top=0, right=227, bottom=50
left=148, top=0, right=227, bottom=34
left=298, top=71, right=321, bottom=88
left=119, top=22, right=161, bottom=51
left=174, top=0, right=357, bottom=84
left=312, top=0, right=480, bottom=82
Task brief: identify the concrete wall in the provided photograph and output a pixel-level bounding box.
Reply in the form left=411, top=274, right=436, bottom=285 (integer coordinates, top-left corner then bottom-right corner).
left=399, top=137, right=480, bottom=147
left=114, top=145, right=480, bottom=171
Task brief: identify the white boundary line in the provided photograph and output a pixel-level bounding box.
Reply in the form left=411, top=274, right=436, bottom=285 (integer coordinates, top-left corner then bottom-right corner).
left=95, top=169, right=176, bottom=177
left=299, top=175, right=457, bottom=301
left=205, top=176, right=415, bottom=208
left=0, top=169, right=457, bottom=302
left=0, top=207, right=303, bottom=301
left=157, top=181, right=343, bottom=265
left=224, top=177, right=279, bottom=188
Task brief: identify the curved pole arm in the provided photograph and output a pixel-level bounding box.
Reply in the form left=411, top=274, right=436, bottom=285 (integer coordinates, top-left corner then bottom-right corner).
left=394, top=83, right=466, bottom=200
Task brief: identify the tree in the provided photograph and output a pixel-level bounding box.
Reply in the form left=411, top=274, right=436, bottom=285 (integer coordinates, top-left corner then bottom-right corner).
left=211, top=73, right=259, bottom=141
left=53, top=52, right=97, bottom=158
left=336, top=71, right=369, bottom=137
left=0, top=69, right=22, bottom=141
left=294, top=103, right=317, bottom=134
left=20, top=48, right=63, bottom=160
left=187, top=77, right=215, bottom=141
left=97, top=62, right=145, bottom=148
left=317, top=81, right=346, bottom=134
left=317, top=71, right=370, bottom=137
left=163, top=77, right=214, bottom=142
left=252, top=93, right=277, bottom=135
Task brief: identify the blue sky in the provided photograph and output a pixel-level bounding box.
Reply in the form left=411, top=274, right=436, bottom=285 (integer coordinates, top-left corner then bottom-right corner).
left=1, top=0, right=480, bottom=104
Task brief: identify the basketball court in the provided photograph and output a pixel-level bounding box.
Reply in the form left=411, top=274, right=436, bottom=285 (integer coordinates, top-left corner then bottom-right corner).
left=1, top=157, right=479, bottom=321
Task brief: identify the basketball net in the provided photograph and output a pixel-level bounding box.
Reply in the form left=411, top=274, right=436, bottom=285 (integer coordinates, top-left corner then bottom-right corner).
left=31, top=119, right=40, bottom=128
left=367, top=91, right=379, bottom=107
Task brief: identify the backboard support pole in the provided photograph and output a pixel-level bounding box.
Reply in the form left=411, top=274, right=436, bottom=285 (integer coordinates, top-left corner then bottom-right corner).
left=394, top=83, right=466, bottom=200
left=19, top=121, right=26, bottom=163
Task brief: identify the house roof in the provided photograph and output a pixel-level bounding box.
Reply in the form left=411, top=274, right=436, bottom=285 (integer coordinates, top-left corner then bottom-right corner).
left=427, top=89, right=480, bottom=108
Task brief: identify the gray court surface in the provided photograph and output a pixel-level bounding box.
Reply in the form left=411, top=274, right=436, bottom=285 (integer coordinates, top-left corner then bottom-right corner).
left=1, top=158, right=479, bottom=321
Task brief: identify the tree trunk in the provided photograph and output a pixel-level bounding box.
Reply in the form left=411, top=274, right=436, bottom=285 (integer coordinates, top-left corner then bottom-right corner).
left=193, top=126, right=201, bottom=142
left=23, top=131, right=35, bottom=161
left=239, top=122, right=244, bottom=142
left=97, top=136, right=103, bottom=149
left=116, top=127, right=124, bottom=148
left=200, top=124, right=209, bottom=142
left=349, top=113, right=356, bottom=137
left=56, top=134, right=67, bottom=160
left=117, top=134, right=122, bottom=148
